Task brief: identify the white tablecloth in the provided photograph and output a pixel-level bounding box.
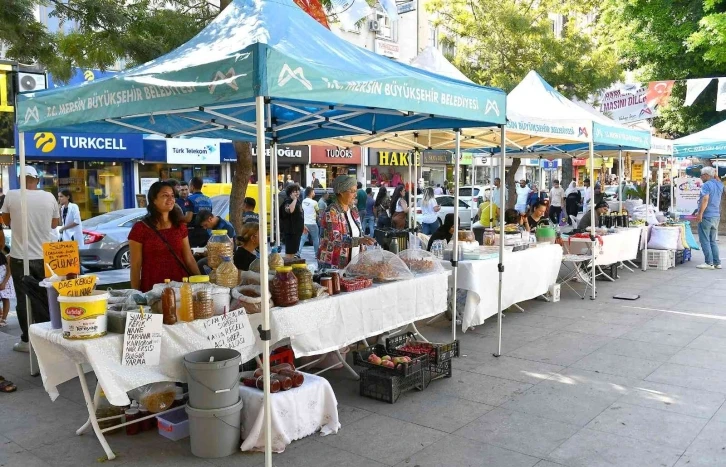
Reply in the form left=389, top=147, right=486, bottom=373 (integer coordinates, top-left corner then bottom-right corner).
left=29, top=318, right=258, bottom=407
left=447, top=244, right=562, bottom=330
left=239, top=373, right=340, bottom=452
left=249, top=271, right=451, bottom=357
left=563, top=227, right=643, bottom=266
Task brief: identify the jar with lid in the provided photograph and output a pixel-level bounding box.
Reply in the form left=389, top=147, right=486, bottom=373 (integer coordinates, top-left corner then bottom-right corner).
left=190, top=275, right=214, bottom=319
left=215, top=256, right=238, bottom=288
left=291, top=264, right=313, bottom=300
left=125, top=401, right=141, bottom=436
left=270, top=267, right=299, bottom=307
left=207, top=230, right=234, bottom=269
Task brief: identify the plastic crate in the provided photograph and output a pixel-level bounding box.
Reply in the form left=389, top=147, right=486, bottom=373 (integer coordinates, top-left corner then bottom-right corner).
left=359, top=367, right=424, bottom=403
left=156, top=407, right=189, bottom=441
left=647, top=250, right=673, bottom=270
left=353, top=344, right=426, bottom=377
left=423, top=358, right=453, bottom=387
left=385, top=333, right=460, bottom=365
left=269, top=347, right=295, bottom=367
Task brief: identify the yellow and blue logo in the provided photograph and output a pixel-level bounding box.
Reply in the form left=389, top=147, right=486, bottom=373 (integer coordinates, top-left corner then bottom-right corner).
left=83, top=70, right=95, bottom=82
left=34, top=132, right=56, bottom=153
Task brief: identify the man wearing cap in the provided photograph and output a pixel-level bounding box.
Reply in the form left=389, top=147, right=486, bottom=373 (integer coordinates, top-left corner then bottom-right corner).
left=1, top=167, right=59, bottom=353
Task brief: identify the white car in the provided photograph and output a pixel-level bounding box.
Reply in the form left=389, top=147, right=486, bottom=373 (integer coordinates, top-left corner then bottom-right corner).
left=458, top=185, right=492, bottom=209
left=414, top=195, right=472, bottom=229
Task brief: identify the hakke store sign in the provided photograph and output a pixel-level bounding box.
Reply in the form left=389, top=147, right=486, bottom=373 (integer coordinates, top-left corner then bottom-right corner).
left=370, top=150, right=419, bottom=166
left=311, top=146, right=362, bottom=164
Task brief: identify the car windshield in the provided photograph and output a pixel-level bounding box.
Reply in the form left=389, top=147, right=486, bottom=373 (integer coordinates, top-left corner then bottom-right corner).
left=459, top=188, right=473, bottom=196
left=83, top=212, right=127, bottom=228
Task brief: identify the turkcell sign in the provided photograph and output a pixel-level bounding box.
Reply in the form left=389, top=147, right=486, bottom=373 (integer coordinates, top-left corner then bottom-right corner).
left=24, top=132, right=143, bottom=159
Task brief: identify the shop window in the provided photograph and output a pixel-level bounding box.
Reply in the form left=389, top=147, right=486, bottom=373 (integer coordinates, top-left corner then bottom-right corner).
left=376, top=11, right=397, bottom=41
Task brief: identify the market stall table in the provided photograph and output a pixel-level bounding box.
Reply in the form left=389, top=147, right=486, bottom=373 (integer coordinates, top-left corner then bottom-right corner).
left=562, top=227, right=644, bottom=267
left=444, top=244, right=563, bottom=330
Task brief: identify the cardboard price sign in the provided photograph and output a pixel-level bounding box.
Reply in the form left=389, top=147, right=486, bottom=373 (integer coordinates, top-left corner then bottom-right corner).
left=122, top=312, right=163, bottom=366
left=43, top=241, right=80, bottom=278
left=52, top=275, right=97, bottom=297
left=202, top=308, right=255, bottom=351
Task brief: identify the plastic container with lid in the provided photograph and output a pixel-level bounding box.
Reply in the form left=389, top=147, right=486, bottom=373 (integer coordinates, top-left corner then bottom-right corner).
left=207, top=230, right=234, bottom=269
left=215, top=256, right=238, bottom=288
left=162, top=279, right=177, bottom=325
left=178, top=278, right=194, bottom=322
left=190, top=275, right=214, bottom=320
left=125, top=404, right=141, bottom=435
left=270, top=267, right=299, bottom=307
left=291, top=264, right=313, bottom=300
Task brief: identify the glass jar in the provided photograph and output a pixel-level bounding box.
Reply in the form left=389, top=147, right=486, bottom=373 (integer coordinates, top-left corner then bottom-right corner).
left=190, top=275, right=214, bottom=319
left=292, top=264, right=313, bottom=300
left=271, top=267, right=299, bottom=307
left=207, top=230, right=234, bottom=270
left=215, top=256, right=238, bottom=288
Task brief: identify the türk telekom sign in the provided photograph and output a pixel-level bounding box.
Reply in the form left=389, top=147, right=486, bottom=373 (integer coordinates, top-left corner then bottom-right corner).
left=310, top=145, right=362, bottom=164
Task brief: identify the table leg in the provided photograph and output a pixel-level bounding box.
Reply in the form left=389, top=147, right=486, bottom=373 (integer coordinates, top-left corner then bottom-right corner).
left=76, top=380, right=101, bottom=436
left=74, top=364, right=116, bottom=461
left=595, top=266, right=615, bottom=282
left=408, top=323, right=430, bottom=343
left=619, top=261, right=634, bottom=273
left=625, top=260, right=639, bottom=270
left=425, top=313, right=446, bottom=326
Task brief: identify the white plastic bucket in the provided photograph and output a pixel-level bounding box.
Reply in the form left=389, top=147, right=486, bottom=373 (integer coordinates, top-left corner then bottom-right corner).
left=186, top=399, right=243, bottom=458
left=58, top=291, right=109, bottom=340
left=183, top=348, right=241, bottom=409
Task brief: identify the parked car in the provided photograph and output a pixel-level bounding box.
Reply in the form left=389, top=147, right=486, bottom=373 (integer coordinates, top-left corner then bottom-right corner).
left=81, top=195, right=232, bottom=270
left=414, top=195, right=472, bottom=229
left=458, top=185, right=492, bottom=209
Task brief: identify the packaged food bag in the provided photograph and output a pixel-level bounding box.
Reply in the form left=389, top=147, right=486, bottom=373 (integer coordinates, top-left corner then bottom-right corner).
left=344, top=247, right=414, bottom=282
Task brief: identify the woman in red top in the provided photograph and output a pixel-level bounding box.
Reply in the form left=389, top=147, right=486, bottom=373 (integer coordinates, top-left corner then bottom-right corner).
left=128, top=181, right=200, bottom=292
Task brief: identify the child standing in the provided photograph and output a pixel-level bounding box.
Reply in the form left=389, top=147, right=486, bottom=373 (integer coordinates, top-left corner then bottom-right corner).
left=0, top=253, right=14, bottom=327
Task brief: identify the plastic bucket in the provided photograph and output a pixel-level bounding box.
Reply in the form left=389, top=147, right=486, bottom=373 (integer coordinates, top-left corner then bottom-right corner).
left=58, top=291, right=108, bottom=339
left=40, top=281, right=62, bottom=330
left=186, top=399, right=243, bottom=458
left=183, top=349, right=241, bottom=410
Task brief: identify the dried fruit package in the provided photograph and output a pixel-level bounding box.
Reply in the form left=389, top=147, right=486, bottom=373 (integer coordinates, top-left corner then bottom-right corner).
left=343, top=247, right=414, bottom=282
left=397, top=248, right=445, bottom=275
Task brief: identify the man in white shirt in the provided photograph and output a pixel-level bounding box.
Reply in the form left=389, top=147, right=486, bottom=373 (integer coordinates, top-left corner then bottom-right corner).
left=583, top=178, right=593, bottom=210
left=1, top=166, right=59, bottom=352
left=298, top=187, right=320, bottom=257
left=433, top=184, right=444, bottom=195
left=549, top=179, right=565, bottom=224
left=515, top=179, right=531, bottom=214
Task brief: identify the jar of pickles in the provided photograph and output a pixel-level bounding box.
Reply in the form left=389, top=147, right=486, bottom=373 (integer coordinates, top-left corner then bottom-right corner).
left=292, top=264, right=313, bottom=300
left=271, top=267, right=298, bottom=307
left=215, top=256, right=238, bottom=288
left=190, top=275, right=214, bottom=319
left=207, top=230, right=233, bottom=269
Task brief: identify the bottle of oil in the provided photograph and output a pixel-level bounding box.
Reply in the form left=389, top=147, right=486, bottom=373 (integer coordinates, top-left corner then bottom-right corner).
left=178, top=278, right=194, bottom=322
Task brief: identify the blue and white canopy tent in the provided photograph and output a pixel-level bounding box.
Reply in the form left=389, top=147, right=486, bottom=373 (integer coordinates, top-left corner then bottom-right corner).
left=673, top=119, right=726, bottom=159
left=15, top=0, right=506, bottom=464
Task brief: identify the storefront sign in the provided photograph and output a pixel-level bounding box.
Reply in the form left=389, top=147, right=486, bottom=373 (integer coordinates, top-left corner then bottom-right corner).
left=673, top=176, right=702, bottom=216
left=375, top=39, right=400, bottom=59
left=311, top=145, right=362, bottom=164
left=122, top=312, right=163, bottom=366
left=25, top=132, right=143, bottom=159
left=223, top=144, right=310, bottom=164
left=43, top=241, right=80, bottom=278
left=422, top=151, right=453, bottom=165
left=369, top=150, right=419, bottom=166
left=572, top=158, right=587, bottom=166
left=541, top=160, right=559, bottom=170
left=166, top=138, right=220, bottom=164
left=632, top=162, right=644, bottom=180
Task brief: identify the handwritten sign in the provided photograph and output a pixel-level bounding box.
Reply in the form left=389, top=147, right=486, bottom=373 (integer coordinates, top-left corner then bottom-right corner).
left=43, top=241, right=80, bottom=278
left=122, top=312, right=163, bottom=366
left=52, top=275, right=97, bottom=297
left=202, top=308, right=255, bottom=350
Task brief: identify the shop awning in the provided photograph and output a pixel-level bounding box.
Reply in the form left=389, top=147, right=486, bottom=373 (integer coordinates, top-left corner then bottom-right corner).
left=673, top=119, right=726, bottom=158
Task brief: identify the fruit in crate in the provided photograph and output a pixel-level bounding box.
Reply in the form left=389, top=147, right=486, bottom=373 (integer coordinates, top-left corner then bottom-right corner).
left=367, top=353, right=410, bottom=368
left=399, top=342, right=436, bottom=358
left=367, top=354, right=382, bottom=365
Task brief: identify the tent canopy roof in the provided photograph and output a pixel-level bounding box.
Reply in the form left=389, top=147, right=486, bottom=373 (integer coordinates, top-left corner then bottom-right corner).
left=673, top=119, right=726, bottom=158
left=16, top=0, right=506, bottom=142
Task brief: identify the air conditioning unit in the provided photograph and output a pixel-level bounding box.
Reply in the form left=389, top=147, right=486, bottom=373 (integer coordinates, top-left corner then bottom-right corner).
left=17, top=72, right=47, bottom=92
left=369, top=20, right=380, bottom=32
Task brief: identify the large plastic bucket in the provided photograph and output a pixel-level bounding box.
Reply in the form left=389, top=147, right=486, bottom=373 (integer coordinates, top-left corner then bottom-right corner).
left=186, top=399, right=243, bottom=458
left=40, top=281, right=62, bottom=330
left=183, top=349, right=241, bottom=410
left=58, top=291, right=108, bottom=339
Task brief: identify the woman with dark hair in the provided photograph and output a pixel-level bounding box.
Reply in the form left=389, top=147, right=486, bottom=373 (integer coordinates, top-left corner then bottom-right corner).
left=426, top=213, right=458, bottom=251
left=318, top=176, right=375, bottom=269
left=233, top=222, right=260, bottom=271
left=280, top=183, right=304, bottom=258
left=389, top=184, right=409, bottom=229
left=128, top=181, right=200, bottom=292
left=374, top=187, right=391, bottom=228
left=58, top=189, right=83, bottom=247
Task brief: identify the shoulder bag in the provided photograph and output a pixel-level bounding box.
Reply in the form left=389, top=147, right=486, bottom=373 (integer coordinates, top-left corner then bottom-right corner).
left=142, top=221, right=193, bottom=275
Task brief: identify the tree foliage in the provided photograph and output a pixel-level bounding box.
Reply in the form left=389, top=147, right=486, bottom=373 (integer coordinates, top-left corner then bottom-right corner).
left=598, top=0, right=726, bottom=137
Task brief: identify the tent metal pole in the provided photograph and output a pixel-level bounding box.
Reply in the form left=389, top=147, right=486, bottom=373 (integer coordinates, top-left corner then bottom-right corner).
left=18, top=134, right=37, bottom=375
left=618, top=150, right=623, bottom=213
left=269, top=141, right=276, bottom=246
left=274, top=145, right=281, bottom=249
left=657, top=156, right=662, bottom=212
left=670, top=156, right=675, bottom=214
left=255, top=97, right=273, bottom=467
left=539, top=156, right=544, bottom=193
left=643, top=150, right=650, bottom=272
left=589, top=141, right=596, bottom=300
left=451, top=129, right=461, bottom=342
left=495, top=125, right=506, bottom=357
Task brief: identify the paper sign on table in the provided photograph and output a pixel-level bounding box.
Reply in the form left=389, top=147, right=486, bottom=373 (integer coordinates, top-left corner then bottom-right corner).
left=43, top=241, right=80, bottom=278
left=52, top=275, right=97, bottom=297
left=122, top=312, right=163, bottom=366
left=202, top=308, right=255, bottom=351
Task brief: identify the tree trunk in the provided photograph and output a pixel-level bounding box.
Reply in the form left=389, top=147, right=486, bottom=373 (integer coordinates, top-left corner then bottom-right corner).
left=505, top=158, right=522, bottom=209
left=561, top=158, right=573, bottom=187
left=230, top=141, right=254, bottom=233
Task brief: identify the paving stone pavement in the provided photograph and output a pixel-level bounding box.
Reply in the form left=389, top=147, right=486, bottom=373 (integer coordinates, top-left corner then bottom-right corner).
left=2, top=255, right=726, bottom=466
